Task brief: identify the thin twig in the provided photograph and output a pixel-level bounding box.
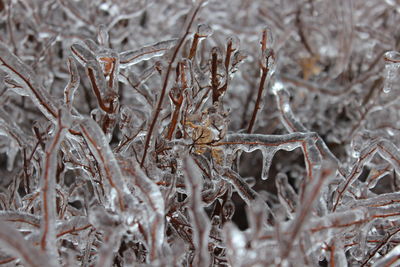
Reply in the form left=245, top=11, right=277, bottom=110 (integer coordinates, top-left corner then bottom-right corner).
left=140, top=0, right=206, bottom=167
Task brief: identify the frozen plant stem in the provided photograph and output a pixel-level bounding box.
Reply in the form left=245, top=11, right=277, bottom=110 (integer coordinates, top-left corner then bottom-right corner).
left=79, top=118, right=127, bottom=211
left=140, top=0, right=206, bottom=167
left=247, top=28, right=273, bottom=133
left=166, top=61, right=187, bottom=140
left=1, top=1, right=400, bottom=266
left=40, top=110, right=70, bottom=264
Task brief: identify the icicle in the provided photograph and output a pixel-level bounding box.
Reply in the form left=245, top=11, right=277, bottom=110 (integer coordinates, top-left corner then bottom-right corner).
left=221, top=132, right=316, bottom=152
left=260, top=147, right=276, bottom=180
left=329, top=240, right=348, bottom=267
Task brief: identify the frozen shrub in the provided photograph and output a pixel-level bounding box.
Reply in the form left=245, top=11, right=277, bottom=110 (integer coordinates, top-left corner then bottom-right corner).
left=0, top=0, right=400, bottom=266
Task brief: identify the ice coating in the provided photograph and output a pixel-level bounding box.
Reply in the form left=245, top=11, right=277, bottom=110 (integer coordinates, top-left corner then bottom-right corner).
left=0, top=1, right=400, bottom=266
left=0, top=42, right=59, bottom=121
left=196, top=24, right=213, bottom=37
left=79, top=117, right=128, bottom=211
left=183, top=157, right=211, bottom=267
left=120, top=39, right=178, bottom=68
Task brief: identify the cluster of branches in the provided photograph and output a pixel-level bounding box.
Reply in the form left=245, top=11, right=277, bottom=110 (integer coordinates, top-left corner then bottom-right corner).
left=0, top=0, right=400, bottom=266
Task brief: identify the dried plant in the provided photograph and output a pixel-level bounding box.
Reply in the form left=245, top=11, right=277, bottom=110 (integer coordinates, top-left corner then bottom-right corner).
left=0, top=0, right=400, bottom=266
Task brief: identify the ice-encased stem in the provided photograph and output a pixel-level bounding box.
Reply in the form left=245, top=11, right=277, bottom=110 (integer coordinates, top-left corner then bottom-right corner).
left=40, top=110, right=70, bottom=264
left=0, top=220, right=49, bottom=267
left=63, top=57, right=80, bottom=111
left=183, top=156, right=211, bottom=267
left=120, top=159, right=165, bottom=260
left=120, top=39, right=178, bottom=68
left=79, top=117, right=127, bottom=211
left=0, top=42, right=59, bottom=121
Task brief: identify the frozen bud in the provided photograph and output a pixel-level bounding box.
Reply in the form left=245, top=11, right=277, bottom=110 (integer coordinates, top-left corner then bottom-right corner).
left=226, top=35, right=240, bottom=51
left=222, top=200, right=235, bottom=220
left=97, top=24, right=109, bottom=47
left=261, top=48, right=275, bottom=70
left=211, top=215, right=221, bottom=226
left=231, top=50, right=248, bottom=71
left=211, top=46, right=222, bottom=58
left=383, top=51, right=400, bottom=93
left=260, top=26, right=274, bottom=49
left=196, top=24, right=213, bottom=38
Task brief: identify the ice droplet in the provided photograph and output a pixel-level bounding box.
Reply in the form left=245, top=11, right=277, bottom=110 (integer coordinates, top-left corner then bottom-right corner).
left=196, top=24, right=213, bottom=38
left=352, top=150, right=360, bottom=158
left=271, top=80, right=284, bottom=95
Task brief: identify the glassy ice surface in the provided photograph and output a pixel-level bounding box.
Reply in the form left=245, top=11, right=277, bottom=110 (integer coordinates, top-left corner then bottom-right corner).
left=0, top=0, right=400, bottom=266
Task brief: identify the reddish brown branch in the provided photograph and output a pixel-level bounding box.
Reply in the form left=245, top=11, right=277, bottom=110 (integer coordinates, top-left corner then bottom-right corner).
left=166, top=62, right=187, bottom=140
left=188, top=33, right=200, bottom=60
left=247, top=29, right=273, bottom=133
left=211, top=48, right=220, bottom=103
left=140, top=1, right=205, bottom=167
